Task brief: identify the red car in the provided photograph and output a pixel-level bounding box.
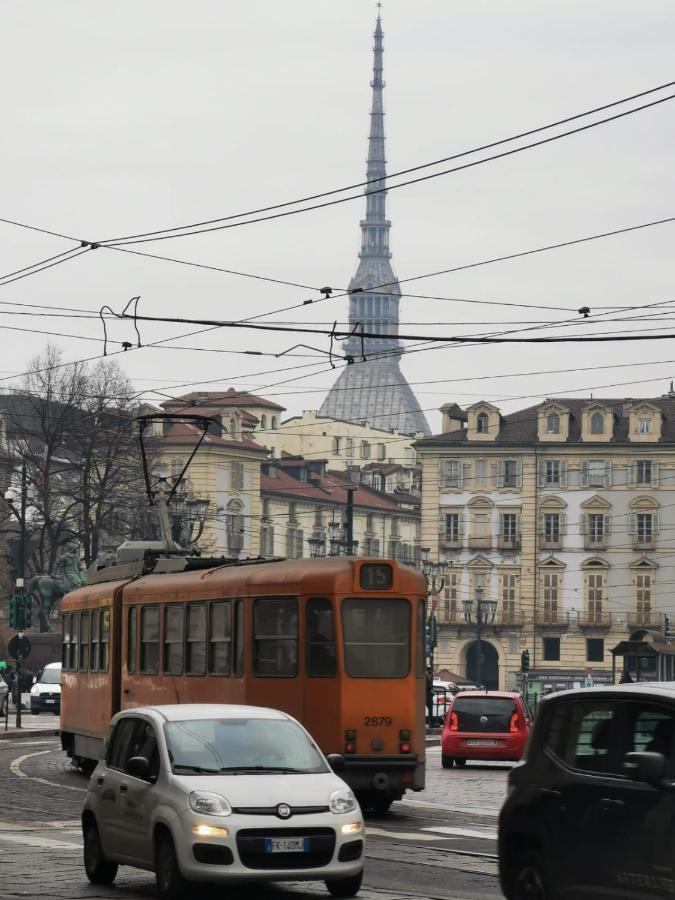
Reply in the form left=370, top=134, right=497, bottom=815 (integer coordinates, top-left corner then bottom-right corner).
left=441, top=691, right=532, bottom=768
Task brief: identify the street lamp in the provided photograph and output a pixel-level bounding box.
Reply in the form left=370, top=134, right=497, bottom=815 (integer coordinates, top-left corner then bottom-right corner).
left=4, top=459, right=28, bottom=729
left=307, top=536, right=326, bottom=558
left=327, top=519, right=358, bottom=556
left=462, top=586, right=498, bottom=688
left=418, top=547, right=448, bottom=677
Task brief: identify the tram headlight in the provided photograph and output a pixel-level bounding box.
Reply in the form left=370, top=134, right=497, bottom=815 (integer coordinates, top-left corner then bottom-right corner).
left=189, top=791, right=232, bottom=816
left=330, top=788, right=358, bottom=815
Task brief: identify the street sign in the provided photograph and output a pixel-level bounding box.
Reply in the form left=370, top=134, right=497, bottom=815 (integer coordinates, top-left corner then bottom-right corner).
left=8, top=635, right=31, bottom=660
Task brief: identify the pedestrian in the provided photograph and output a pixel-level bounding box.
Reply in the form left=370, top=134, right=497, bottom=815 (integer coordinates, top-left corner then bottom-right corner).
left=619, top=670, right=633, bottom=684
left=3, top=663, right=16, bottom=704
left=426, top=668, right=434, bottom=728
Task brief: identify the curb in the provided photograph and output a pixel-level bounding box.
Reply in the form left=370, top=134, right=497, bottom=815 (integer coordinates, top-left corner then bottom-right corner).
left=0, top=728, right=60, bottom=740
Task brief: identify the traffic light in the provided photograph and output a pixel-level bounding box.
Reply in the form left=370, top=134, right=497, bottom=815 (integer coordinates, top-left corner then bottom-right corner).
left=665, top=615, right=673, bottom=642
left=521, top=649, right=530, bottom=673
left=21, top=594, right=31, bottom=628
left=8, top=592, right=30, bottom=629
left=8, top=594, right=17, bottom=629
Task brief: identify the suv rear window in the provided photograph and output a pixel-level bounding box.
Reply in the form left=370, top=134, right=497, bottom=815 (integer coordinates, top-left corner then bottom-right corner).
left=451, top=696, right=516, bottom=733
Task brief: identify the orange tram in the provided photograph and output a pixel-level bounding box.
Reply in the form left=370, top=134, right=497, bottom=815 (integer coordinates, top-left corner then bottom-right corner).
left=60, top=556, right=427, bottom=812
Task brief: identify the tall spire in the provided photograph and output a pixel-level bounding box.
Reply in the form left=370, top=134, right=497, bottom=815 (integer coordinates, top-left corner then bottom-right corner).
left=318, top=10, right=430, bottom=436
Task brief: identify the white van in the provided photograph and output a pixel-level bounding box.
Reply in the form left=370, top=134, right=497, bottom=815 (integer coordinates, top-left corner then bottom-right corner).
left=30, top=661, right=61, bottom=714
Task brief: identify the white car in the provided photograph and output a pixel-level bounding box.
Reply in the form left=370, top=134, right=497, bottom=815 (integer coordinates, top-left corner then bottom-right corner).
left=0, top=677, right=7, bottom=716
left=82, top=704, right=364, bottom=899
left=30, top=661, right=62, bottom=714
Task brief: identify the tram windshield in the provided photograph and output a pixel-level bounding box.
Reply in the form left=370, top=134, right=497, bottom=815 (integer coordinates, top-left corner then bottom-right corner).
left=342, top=598, right=410, bottom=678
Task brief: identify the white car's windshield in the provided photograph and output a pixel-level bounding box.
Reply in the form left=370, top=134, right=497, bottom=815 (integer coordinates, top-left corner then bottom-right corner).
left=164, top=717, right=329, bottom=775
left=40, top=668, right=61, bottom=685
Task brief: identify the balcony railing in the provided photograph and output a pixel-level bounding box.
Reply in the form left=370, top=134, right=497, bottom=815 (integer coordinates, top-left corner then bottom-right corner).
left=534, top=608, right=570, bottom=628
left=493, top=609, right=525, bottom=627
left=497, top=535, right=521, bottom=552
left=437, top=607, right=524, bottom=627
left=439, top=535, right=462, bottom=551
left=626, top=609, right=663, bottom=629
left=540, top=538, right=563, bottom=551
left=577, top=610, right=612, bottom=628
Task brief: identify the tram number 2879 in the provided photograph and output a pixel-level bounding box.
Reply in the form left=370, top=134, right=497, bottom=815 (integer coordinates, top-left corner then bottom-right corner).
left=363, top=716, right=393, bottom=727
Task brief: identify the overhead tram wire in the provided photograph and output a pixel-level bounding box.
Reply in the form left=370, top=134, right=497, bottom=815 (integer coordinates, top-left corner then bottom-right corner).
left=99, top=78, right=675, bottom=245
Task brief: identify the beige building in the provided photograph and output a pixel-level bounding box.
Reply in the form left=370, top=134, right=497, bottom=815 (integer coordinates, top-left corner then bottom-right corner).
left=274, top=411, right=419, bottom=472
left=415, top=396, right=675, bottom=693
left=260, top=457, right=419, bottom=562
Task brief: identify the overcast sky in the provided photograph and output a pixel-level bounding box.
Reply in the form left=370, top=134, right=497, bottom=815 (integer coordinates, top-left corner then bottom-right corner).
left=1, top=0, right=674, bottom=433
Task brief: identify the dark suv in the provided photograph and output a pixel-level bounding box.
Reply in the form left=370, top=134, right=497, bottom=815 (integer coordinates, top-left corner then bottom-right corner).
left=499, top=683, right=675, bottom=899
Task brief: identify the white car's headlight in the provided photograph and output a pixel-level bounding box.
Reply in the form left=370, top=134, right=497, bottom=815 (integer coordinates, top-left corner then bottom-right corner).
left=188, top=791, right=232, bottom=816
left=330, top=788, right=358, bottom=815
left=30, top=685, right=39, bottom=696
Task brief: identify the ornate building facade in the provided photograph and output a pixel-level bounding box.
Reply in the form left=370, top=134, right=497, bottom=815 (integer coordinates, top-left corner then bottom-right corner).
left=318, top=13, right=430, bottom=437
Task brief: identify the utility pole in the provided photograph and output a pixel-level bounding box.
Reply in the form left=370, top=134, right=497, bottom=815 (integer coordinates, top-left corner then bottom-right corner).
left=6, top=459, right=28, bottom=728
left=345, top=485, right=356, bottom=554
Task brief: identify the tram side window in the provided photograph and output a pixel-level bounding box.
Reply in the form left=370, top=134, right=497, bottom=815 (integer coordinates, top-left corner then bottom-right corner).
left=306, top=598, right=336, bottom=677
left=127, top=607, right=137, bottom=675
left=164, top=605, right=185, bottom=675
left=187, top=604, right=207, bottom=676
left=62, top=613, right=71, bottom=669
left=141, top=606, right=160, bottom=674
left=91, top=609, right=100, bottom=671
left=416, top=599, right=425, bottom=678
left=100, top=609, right=110, bottom=672
left=80, top=611, right=90, bottom=671
left=209, top=601, right=232, bottom=675
left=234, top=600, right=245, bottom=677
left=254, top=598, right=298, bottom=677
left=342, top=598, right=410, bottom=678
left=71, top=612, right=80, bottom=671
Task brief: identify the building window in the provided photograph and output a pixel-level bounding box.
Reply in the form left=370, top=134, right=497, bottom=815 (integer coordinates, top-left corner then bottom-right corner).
left=542, top=571, right=560, bottom=623
left=286, top=528, right=304, bottom=559
left=636, top=573, right=652, bottom=620
left=503, top=459, right=519, bottom=488
left=583, top=459, right=609, bottom=488
left=477, top=412, right=489, bottom=434
left=546, top=461, right=560, bottom=486
left=474, top=458, right=487, bottom=489
left=635, top=460, right=655, bottom=486
left=444, top=512, right=461, bottom=543
left=378, top=443, right=386, bottom=460
left=261, top=524, right=274, bottom=556
left=231, top=461, right=245, bottom=491
left=443, top=573, right=459, bottom=622
left=638, top=418, right=651, bottom=434
left=360, top=441, right=371, bottom=459
left=590, top=412, right=604, bottom=435
left=546, top=413, right=560, bottom=434
left=226, top=501, right=245, bottom=553
left=586, top=571, right=605, bottom=623
left=260, top=414, right=267, bottom=430
left=332, top=436, right=341, bottom=455
left=588, top=513, right=605, bottom=543
left=543, top=637, right=560, bottom=661
left=637, top=513, right=654, bottom=543
left=271, top=416, right=278, bottom=429
left=586, top=638, right=604, bottom=663
left=544, top=512, right=561, bottom=543
left=442, top=459, right=462, bottom=488
left=501, top=513, right=518, bottom=540
left=501, top=573, right=518, bottom=622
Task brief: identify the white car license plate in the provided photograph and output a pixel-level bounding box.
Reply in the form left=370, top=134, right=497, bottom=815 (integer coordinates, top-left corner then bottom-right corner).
left=467, top=739, right=498, bottom=746
left=265, top=838, right=309, bottom=853
left=44, top=699, right=55, bottom=704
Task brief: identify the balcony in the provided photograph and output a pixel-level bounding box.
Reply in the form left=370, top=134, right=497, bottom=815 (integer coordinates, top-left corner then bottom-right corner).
left=577, top=610, right=612, bottom=630
left=493, top=609, right=525, bottom=627
left=540, top=538, right=562, bottom=551
left=534, top=609, right=570, bottom=630
left=439, top=535, right=462, bottom=552
left=632, top=537, right=655, bottom=551
left=468, top=536, right=492, bottom=551
left=497, top=535, right=521, bottom=553
left=626, top=609, right=663, bottom=629
left=436, top=607, right=524, bottom=628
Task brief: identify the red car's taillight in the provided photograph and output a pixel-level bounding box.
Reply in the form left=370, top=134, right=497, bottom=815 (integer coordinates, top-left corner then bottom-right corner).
left=449, top=711, right=459, bottom=732
left=509, top=712, right=520, bottom=733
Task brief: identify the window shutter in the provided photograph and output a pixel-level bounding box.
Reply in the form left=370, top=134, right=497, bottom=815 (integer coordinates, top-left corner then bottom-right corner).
left=537, top=513, right=544, bottom=535
left=580, top=513, right=587, bottom=535
left=496, top=461, right=505, bottom=489
left=537, top=459, right=546, bottom=488
left=653, top=461, right=659, bottom=488
left=462, top=463, right=471, bottom=488
left=439, top=459, right=447, bottom=486
left=516, top=513, right=522, bottom=535
left=628, top=461, right=637, bottom=489
left=628, top=513, right=637, bottom=535
left=560, top=461, right=568, bottom=488
left=438, top=513, right=446, bottom=533
left=458, top=463, right=465, bottom=488
left=604, top=460, right=612, bottom=488
left=653, top=513, right=661, bottom=535
left=580, top=461, right=589, bottom=488
left=603, top=514, right=611, bottom=536
left=560, top=513, right=567, bottom=535
left=458, top=514, right=465, bottom=536
left=516, top=460, right=523, bottom=488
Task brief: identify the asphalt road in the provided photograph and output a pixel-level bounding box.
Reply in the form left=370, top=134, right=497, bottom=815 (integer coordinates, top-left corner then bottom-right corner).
left=0, top=738, right=507, bottom=900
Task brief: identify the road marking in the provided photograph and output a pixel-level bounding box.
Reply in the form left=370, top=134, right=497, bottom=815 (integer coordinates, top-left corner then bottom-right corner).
left=421, top=826, right=498, bottom=840
left=0, top=739, right=58, bottom=747
left=0, top=820, right=80, bottom=832
left=10, top=750, right=87, bottom=793
left=400, top=797, right=499, bottom=817
left=366, top=826, right=440, bottom=842
left=0, top=831, right=80, bottom=850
